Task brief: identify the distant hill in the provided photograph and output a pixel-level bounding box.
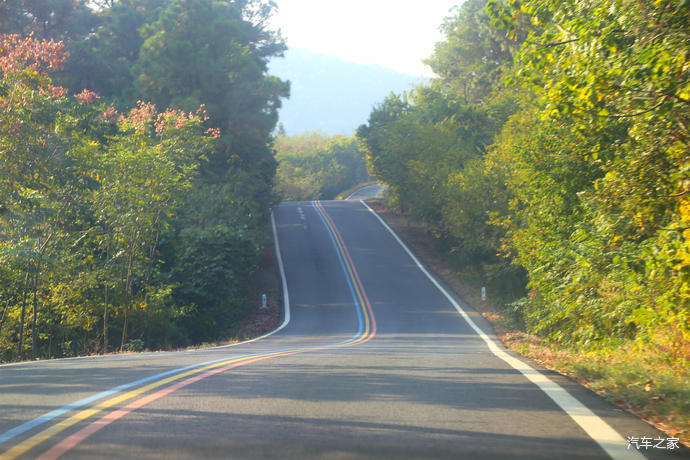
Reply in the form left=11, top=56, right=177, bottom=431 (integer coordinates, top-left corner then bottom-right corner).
left=269, top=48, right=426, bottom=135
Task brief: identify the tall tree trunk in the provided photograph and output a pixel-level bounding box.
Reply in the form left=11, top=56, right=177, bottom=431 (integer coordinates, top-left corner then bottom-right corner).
left=103, top=284, right=109, bottom=353
left=17, top=271, right=30, bottom=361
left=0, top=299, right=10, bottom=335
left=29, top=234, right=51, bottom=360
left=143, top=216, right=160, bottom=348
left=103, top=232, right=112, bottom=353
left=31, top=259, right=41, bottom=361
left=48, top=303, right=53, bottom=359
left=120, top=236, right=137, bottom=352
left=120, top=303, right=128, bottom=352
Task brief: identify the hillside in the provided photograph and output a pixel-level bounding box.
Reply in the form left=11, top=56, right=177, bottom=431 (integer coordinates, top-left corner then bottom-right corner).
left=269, top=48, right=426, bottom=135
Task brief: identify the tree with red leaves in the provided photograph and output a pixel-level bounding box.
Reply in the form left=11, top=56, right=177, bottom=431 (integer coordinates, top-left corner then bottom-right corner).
left=0, top=32, right=221, bottom=361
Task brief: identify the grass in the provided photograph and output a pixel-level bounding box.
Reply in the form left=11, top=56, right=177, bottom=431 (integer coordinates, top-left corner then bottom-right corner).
left=365, top=198, right=689, bottom=446
left=504, top=334, right=689, bottom=443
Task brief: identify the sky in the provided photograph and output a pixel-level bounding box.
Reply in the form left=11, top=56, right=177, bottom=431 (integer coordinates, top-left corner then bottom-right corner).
left=269, top=1, right=464, bottom=77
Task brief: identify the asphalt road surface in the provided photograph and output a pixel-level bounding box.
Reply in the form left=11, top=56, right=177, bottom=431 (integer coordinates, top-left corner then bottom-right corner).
left=0, top=201, right=684, bottom=460
left=345, top=184, right=386, bottom=201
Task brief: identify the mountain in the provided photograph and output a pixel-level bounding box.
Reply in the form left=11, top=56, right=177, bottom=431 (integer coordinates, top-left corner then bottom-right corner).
left=269, top=48, right=427, bottom=135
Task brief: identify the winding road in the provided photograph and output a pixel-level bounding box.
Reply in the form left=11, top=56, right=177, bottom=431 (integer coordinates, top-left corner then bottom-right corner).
left=345, top=184, right=386, bottom=201
left=0, top=200, right=680, bottom=459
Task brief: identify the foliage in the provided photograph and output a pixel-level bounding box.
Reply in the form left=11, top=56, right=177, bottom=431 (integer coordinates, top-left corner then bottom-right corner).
left=0, top=0, right=286, bottom=362
left=133, top=0, right=288, bottom=221
left=169, top=225, right=258, bottom=344
left=357, top=57, right=523, bottom=300
left=0, top=0, right=99, bottom=42
left=55, top=0, right=168, bottom=106
left=274, top=133, right=370, bottom=201
left=359, top=0, right=688, bottom=364
left=426, top=0, right=520, bottom=103
left=485, top=0, right=689, bottom=356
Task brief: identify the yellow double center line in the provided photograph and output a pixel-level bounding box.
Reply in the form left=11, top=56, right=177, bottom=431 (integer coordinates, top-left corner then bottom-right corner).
left=1, top=352, right=293, bottom=460
left=1, top=201, right=376, bottom=460
left=313, top=200, right=376, bottom=345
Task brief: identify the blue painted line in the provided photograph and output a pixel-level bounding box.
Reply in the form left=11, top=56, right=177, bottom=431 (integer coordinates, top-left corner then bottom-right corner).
left=0, top=335, right=359, bottom=446
left=0, top=352, right=265, bottom=445
left=312, top=201, right=364, bottom=337
left=0, top=201, right=367, bottom=446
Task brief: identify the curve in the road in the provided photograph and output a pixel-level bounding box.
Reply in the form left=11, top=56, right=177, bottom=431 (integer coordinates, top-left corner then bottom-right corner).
left=345, top=184, right=385, bottom=201
left=0, top=202, right=376, bottom=460
left=0, top=210, right=295, bottom=450
left=1, top=200, right=671, bottom=459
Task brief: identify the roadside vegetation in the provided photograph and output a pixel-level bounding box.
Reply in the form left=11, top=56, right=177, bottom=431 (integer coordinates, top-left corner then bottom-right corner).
left=0, top=0, right=288, bottom=361
left=357, top=0, right=688, bottom=439
left=274, top=132, right=370, bottom=201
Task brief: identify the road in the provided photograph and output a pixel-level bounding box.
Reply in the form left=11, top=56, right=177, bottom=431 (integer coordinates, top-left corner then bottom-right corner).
left=345, top=184, right=386, bottom=200
left=0, top=200, right=682, bottom=459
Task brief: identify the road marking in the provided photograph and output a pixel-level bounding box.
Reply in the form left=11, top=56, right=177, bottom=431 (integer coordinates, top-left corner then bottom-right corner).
left=0, top=351, right=297, bottom=460
left=360, top=200, right=644, bottom=460
left=35, top=351, right=302, bottom=460
left=346, top=184, right=385, bottom=200
left=270, top=209, right=291, bottom=335
left=313, top=201, right=377, bottom=344
left=0, top=211, right=292, bottom=449
left=1, top=204, right=376, bottom=459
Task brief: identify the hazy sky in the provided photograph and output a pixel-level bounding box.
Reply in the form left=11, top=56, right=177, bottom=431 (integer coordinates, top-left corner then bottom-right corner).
left=269, top=1, right=463, bottom=77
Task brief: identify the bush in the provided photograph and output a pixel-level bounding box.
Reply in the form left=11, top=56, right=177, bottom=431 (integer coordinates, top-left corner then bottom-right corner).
left=170, top=225, right=258, bottom=343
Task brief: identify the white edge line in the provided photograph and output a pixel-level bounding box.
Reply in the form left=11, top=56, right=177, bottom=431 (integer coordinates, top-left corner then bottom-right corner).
left=345, top=185, right=368, bottom=200
left=0, top=211, right=291, bottom=368
left=191, top=208, right=292, bottom=347
left=270, top=208, right=291, bottom=334
left=0, top=210, right=292, bottom=445
left=360, top=200, right=644, bottom=460
left=345, top=184, right=380, bottom=201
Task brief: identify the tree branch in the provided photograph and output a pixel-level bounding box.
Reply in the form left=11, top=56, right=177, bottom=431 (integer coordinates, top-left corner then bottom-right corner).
left=535, top=38, right=579, bottom=48
left=658, top=190, right=688, bottom=198
left=602, top=99, right=667, bottom=119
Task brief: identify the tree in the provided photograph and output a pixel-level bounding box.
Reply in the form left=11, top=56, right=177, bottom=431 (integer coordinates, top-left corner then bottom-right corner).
left=134, top=0, right=288, bottom=188
left=274, top=133, right=370, bottom=201
left=0, top=1, right=99, bottom=42
left=426, top=0, right=520, bottom=104
left=0, top=34, right=76, bottom=360
left=484, top=0, right=689, bottom=353
left=56, top=0, right=168, bottom=106
left=1, top=32, right=223, bottom=360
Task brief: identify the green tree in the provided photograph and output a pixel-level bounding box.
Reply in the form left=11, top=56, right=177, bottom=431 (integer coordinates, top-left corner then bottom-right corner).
left=274, top=133, right=370, bottom=201
left=0, top=32, right=224, bottom=360
left=134, top=0, right=289, bottom=202
left=168, top=225, right=258, bottom=343
left=56, top=0, right=168, bottom=106
left=0, top=0, right=99, bottom=42
left=0, top=34, right=80, bottom=360
left=485, top=0, right=689, bottom=356
left=427, top=0, right=520, bottom=104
